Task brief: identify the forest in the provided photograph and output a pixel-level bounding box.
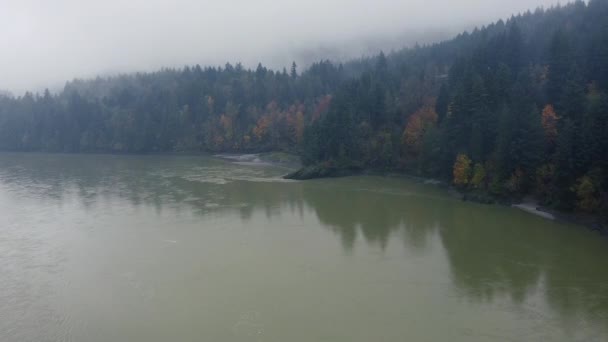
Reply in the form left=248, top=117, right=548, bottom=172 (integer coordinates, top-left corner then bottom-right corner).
left=0, top=0, right=606, bottom=218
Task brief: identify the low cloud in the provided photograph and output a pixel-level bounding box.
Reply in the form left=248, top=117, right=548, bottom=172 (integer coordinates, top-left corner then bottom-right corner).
left=0, top=0, right=562, bottom=94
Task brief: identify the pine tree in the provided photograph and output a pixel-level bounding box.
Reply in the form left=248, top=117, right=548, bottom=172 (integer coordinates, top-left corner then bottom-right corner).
left=290, top=62, right=298, bottom=80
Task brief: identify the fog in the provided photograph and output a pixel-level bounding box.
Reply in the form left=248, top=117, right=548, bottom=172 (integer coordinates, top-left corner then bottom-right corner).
left=1, top=0, right=562, bottom=94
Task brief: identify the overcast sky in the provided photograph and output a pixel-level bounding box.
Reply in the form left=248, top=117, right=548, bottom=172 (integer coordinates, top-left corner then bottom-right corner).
left=1, top=0, right=562, bottom=94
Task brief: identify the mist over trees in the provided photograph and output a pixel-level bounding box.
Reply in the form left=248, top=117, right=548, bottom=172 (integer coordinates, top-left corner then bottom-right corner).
left=301, top=0, right=608, bottom=216
left=0, top=0, right=606, bottom=217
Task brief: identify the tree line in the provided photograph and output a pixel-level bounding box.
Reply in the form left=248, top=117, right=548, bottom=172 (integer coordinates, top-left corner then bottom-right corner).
left=0, top=0, right=606, bottom=217
left=0, top=60, right=340, bottom=154
left=301, top=0, right=608, bottom=217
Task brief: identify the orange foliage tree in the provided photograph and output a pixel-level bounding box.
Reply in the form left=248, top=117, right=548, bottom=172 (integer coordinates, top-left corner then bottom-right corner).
left=541, top=104, right=559, bottom=144
left=253, top=115, right=272, bottom=142
left=402, top=103, right=438, bottom=156
left=312, top=95, right=332, bottom=122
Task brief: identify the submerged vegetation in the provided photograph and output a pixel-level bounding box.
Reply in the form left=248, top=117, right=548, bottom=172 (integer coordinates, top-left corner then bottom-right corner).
left=0, top=0, right=606, bottom=219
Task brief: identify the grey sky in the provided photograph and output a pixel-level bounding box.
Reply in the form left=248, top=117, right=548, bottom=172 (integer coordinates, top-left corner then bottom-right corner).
left=1, top=0, right=562, bottom=94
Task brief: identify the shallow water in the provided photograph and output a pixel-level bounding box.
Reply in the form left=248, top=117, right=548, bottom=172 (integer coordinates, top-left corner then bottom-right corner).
left=0, top=153, right=607, bottom=342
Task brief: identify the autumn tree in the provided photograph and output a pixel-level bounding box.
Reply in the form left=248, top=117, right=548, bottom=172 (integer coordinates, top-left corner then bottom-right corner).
left=453, top=154, right=472, bottom=187
left=312, top=95, right=332, bottom=122
left=470, top=163, right=487, bottom=189
left=572, top=174, right=601, bottom=212
left=253, top=115, right=272, bottom=142
left=402, top=103, right=438, bottom=156
left=541, top=104, right=559, bottom=144
left=295, top=111, right=305, bottom=143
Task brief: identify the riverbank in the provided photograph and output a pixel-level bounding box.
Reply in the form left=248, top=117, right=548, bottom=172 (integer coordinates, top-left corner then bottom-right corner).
left=512, top=202, right=556, bottom=220
left=283, top=162, right=362, bottom=180
left=285, top=163, right=608, bottom=236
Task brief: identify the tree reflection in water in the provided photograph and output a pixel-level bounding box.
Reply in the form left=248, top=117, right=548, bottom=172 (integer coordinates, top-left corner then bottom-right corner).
left=0, top=152, right=607, bottom=336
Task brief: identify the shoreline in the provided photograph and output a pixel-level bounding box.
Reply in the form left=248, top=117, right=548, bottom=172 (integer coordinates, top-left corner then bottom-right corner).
left=2, top=150, right=605, bottom=237
left=286, top=164, right=608, bottom=237
left=512, top=202, right=556, bottom=220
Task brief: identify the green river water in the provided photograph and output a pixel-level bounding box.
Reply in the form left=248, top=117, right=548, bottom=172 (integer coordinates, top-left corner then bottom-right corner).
left=0, top=153, right=606, bottom=341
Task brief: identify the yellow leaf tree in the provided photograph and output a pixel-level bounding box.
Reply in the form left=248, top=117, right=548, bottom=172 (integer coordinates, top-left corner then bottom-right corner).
left=572, top=175, right=600, bottom=212
left=453, top=154, right=472, bottom=187
left=253, top=115, right=271, bottom=142
left=470, top=163, right=486, bottom=189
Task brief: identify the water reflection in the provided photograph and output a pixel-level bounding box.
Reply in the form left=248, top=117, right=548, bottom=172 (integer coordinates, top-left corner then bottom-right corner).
left=0, top=152, right=607, bottom=338
left=300, top=179, right=443, bottom=252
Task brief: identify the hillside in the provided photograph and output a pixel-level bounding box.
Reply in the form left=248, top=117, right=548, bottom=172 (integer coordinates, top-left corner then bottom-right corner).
left=0, top=0, right=606, bottom=216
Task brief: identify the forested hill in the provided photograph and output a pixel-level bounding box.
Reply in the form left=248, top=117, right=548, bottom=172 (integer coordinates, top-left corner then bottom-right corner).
left=1, top=0, right=607, bottom=216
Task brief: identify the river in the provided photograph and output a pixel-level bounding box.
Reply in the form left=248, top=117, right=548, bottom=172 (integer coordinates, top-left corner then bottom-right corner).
left=0, top=153, right=607, bottom=341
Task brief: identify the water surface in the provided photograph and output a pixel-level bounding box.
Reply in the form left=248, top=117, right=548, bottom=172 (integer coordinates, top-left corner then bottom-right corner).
left=0, top=153, right=607, bottom=342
